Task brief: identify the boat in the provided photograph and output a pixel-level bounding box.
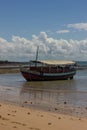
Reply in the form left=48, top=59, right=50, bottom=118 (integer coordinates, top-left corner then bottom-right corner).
left=20, top=46, right=76, bottom=81
left=20, top=60, right=76, bottom=81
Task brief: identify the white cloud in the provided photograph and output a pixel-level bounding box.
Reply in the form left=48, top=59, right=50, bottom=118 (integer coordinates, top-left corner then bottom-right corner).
left=56, top=29, right=70, bottom=34
left=0, top=32, right=87, bottom=61
left=67, top=23, right=87, bottom=31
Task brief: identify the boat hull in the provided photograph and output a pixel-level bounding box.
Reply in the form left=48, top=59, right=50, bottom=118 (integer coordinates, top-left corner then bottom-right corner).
left=21, top=70, right=76, bottom=81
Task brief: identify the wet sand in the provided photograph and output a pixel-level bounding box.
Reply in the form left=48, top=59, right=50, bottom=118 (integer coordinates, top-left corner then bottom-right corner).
left=0, top=102, right=87, bottom=130
left=1, top=72, right=87, bottom=118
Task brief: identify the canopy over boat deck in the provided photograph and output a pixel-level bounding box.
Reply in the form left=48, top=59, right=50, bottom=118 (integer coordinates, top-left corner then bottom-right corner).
left=30, top=60, right=76, bottom=66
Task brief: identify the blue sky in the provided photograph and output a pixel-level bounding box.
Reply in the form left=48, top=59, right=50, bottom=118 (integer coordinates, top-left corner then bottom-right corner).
left=0, top=0, right=87, bottom=61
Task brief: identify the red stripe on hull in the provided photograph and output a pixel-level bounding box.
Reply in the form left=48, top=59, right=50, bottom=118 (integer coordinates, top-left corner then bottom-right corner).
left=21, top=71, right=76, bottom=81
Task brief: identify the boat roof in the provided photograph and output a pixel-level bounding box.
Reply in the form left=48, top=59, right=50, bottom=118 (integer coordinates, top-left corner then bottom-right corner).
left=31, top=60, right=76, bottom=65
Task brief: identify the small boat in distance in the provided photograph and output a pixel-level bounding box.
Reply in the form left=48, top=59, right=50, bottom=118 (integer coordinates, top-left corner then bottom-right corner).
left=20, top=46, right=76, bottom=81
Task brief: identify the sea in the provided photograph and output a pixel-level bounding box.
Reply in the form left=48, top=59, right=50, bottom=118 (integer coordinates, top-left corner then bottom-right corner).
left=0, top=61, right=87, bottom=117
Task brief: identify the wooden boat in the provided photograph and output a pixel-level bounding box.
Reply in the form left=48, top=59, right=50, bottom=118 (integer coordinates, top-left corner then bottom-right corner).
left=20, top=46, right=76, bottom=81
left=20, top=60, right=76, bottom=81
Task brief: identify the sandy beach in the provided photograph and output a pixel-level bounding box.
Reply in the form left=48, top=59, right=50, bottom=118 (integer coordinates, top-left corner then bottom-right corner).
left=0, top=102, right=87, bottom=130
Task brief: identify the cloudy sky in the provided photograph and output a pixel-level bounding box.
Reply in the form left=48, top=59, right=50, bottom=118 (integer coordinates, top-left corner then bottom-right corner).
left=0, top=0, right=87, bottom=61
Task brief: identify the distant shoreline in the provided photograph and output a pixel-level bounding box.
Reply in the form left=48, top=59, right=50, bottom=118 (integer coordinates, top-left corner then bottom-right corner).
left=0, top=61, right=87, bottom=74
left=0, top=66, right=87, bottom=74
left=0, top=67, right=20, bottom=74
left=0, top=62, right=22, bottom=74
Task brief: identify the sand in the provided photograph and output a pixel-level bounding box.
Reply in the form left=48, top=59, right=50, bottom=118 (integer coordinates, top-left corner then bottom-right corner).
left=0, top=68, right=20, bottom=74
left=0, top=103, right=87, bottom=130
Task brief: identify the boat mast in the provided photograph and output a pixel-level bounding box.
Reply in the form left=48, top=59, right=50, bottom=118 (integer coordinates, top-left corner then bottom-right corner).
left=35, top=46, right=39, bottom=66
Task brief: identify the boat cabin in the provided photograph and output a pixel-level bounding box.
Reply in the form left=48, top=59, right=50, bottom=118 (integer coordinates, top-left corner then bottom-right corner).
left=29, top=60, right=76, bottom=73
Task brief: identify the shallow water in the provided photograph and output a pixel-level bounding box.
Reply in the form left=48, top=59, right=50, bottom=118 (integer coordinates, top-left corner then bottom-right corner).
left=0, top=70, right=87, bottom=117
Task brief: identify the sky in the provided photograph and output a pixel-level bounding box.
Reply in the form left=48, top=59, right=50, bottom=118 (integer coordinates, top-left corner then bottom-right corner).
left=0, top=0, right=87, bottom=61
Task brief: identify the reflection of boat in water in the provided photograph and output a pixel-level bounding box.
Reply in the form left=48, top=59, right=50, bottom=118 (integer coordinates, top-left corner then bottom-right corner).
left=20, top=47, right=76, bottom=81
left=20, top=60, right=76, bottom=81
left=20, top=80, right=77, bottom=111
